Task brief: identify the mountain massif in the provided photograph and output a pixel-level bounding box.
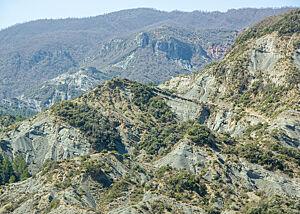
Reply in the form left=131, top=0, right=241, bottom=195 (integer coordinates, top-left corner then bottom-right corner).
left=1, top=27, right=237, bottom=115
left=0, top=9, right=299, bottom=213
left=0, top=7, right=295, bottom=117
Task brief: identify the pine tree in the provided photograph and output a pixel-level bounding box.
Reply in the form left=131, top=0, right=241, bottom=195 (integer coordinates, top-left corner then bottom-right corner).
left=0, top=153, right=31, bottom=185
left=12, top=154, right=30, bottom=181
left=2, top=158, right=14, bottom=184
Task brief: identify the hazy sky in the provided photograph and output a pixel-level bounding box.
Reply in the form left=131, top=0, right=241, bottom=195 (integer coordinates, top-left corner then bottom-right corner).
left=0, top=0, right=299, bottom=30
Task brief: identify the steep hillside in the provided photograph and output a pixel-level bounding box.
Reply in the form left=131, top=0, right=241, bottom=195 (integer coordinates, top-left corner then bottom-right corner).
left=0, top=7, right=293, bottom=100
left=0, top=79, right=178, bottom=171
left=160, top=9, right=300, bottom=145
left=0, top=78, right=299, bottom=213
left=0, top=9, right=299, bottom=214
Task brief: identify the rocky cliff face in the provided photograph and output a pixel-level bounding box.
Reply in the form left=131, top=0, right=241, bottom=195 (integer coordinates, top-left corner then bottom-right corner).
left=0, top=111, right=91, bottom=173
left=86, top=26, right=211, bottom=82
left=0, top=9, right=299, bottom=214
left=0, top=27, right=237, bottom=115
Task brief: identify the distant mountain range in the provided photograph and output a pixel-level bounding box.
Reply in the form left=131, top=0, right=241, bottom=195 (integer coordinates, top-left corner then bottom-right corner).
left=0, top=7, right=295, bottom=116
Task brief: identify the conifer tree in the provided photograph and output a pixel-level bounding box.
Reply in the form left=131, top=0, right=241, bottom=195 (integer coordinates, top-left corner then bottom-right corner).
left=12, top=154, right=30, bottom=181
left=2, top=158, right=14, bottom=184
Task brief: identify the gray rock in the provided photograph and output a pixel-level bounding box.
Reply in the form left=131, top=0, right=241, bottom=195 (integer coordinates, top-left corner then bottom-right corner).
left=268, top=110, right=300, bottom=148
left=0, top=111, right=91, bottom=172
left=154, top=139, right=207, bottom=173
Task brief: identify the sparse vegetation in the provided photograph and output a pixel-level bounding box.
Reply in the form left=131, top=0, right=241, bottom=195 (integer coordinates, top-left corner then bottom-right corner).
left=224, top=141, right=298, bottom=177
left=103, top=179, right=129, bottom=203
left=130, top=83, right=175, bottom=123
left=45, top=199, right=60, bottom=213
left=155, top=167, right=207, bottom=195
left=235, top=9, right=300, bottom=44
left=51, top=101, right=122, bottom=152
left=138, top=121, right=216, bottom=157
left=242, top=195, right=300, bottom=213
left=0, top=8, right=299, bottom=214
left=0, top=114, right=24, bottom=132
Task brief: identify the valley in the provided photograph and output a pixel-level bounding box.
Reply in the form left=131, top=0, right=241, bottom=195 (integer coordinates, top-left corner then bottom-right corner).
left=0, top=7, right=299, bottom=214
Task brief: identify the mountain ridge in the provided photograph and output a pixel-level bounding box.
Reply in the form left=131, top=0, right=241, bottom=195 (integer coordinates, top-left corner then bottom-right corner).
left=0, top=8, right=299, bottom=214
left=0, top=7, right=295, bottom=101
left=0, top=26, right=237, bottom=115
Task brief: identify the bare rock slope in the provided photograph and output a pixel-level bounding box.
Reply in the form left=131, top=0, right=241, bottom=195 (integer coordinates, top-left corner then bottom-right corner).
left=0, top=9, right=299, bottom=214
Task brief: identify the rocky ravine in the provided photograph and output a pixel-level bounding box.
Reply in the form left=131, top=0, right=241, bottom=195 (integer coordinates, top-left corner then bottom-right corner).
left=0, top=9, right=299, bottom=214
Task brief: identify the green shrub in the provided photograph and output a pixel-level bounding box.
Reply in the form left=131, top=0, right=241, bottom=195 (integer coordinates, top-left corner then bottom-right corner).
left=104, top=180, right=129, bottom=202
left=237, top=143, right=286, bottom=172
left=12, top=154, right=31, bottom=181
left=164, top=171, right=207, bottom=197
left=235, top=9, right=300, bottom=44
left=130, top=83, right=175, bottom=123
left=186, top=123, right=215, bottom=147
left=51, top=101, right=121, bottom=152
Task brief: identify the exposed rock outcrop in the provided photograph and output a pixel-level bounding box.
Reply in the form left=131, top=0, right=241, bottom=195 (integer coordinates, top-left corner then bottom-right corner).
left=0, top=9, right=299, bottom=214
left=0, top=112, right=91, bottom=173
